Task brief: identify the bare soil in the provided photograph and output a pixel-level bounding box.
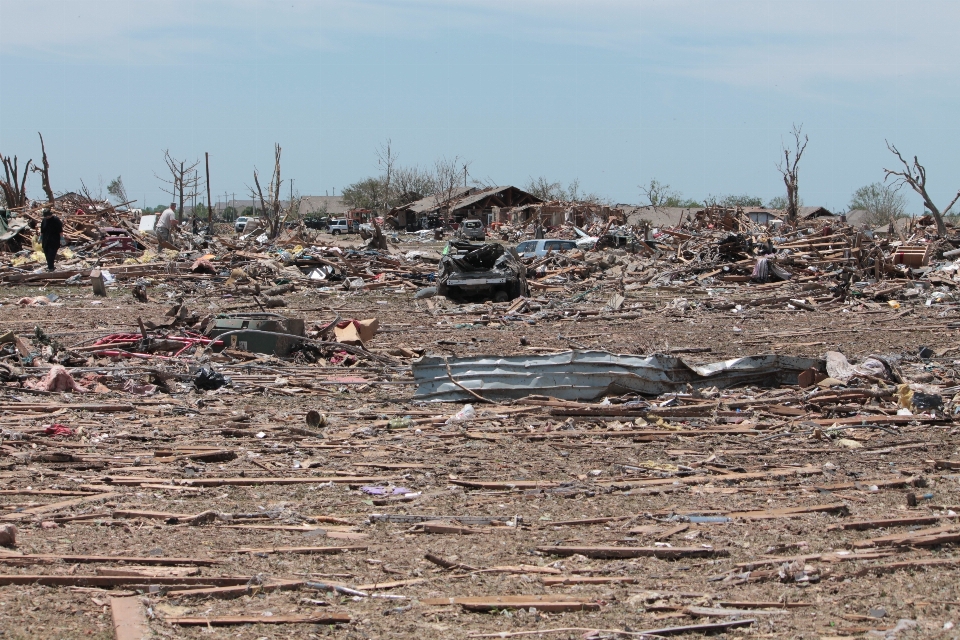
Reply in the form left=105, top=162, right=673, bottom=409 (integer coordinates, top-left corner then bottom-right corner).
left=0, top=261, right=959, bottom=640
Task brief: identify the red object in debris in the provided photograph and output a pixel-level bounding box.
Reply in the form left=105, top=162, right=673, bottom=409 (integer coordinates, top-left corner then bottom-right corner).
left=98, top=228, right=139, bottom=253
left=45, top=424, right=74, bottom=437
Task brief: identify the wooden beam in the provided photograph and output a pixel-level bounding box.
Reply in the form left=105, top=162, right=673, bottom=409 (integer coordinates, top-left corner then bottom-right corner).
left=110, top=597, right=150, bottom=640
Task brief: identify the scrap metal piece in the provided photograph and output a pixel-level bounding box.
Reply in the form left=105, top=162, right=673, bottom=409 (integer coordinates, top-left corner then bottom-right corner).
left=412, top=350, right=824, bottom=402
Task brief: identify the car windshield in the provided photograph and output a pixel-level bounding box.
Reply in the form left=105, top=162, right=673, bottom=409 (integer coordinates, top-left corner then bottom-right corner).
left=516, top=242, right=534, bottom=252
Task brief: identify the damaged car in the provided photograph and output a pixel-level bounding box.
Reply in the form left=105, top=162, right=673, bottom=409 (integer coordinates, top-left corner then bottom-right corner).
left=436, top=241, right=528, bottom=303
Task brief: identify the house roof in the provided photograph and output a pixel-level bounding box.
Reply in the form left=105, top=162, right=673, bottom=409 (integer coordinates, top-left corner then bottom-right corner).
left=449, top=186, right=543, bottom=211
left=393, top=186, right=476, bottom=215
left=393, top=185, right=542, bottom=216
left=798, top=206, right=834, bottom=219
left=300, top=195, right=348, bottom=215
left=742, top=207, right=783, bottom=219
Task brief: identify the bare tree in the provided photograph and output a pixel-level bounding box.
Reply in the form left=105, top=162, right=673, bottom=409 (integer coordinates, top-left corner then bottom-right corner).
left=433, top=155, right=471, bottom=223
left=0, top=152, right=31, bottom=209
left=252, top=144, right=284, bottom=239
left=884, top=141, right=959, bottom=235
left=155, top=150, right=202, bottom=222
left=527, top=176, right=564, bottom=201
left=31, top=133, right=54, bottom=203
left=776, top=124, right=808, bottom=224
left=639, top=178, right=677, bottom=211
left=393, top=165, right=435, bottom=204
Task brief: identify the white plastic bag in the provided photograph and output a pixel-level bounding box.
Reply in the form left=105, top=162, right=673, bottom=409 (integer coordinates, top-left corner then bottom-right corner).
left=445, top=404, right=476, bottom=424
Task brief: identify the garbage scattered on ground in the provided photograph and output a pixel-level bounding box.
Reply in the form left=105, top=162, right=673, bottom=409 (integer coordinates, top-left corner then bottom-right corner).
left=2, top=201, right=959, bottom=638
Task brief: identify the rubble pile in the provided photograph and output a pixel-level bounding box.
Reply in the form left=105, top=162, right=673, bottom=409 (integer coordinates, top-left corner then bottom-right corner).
left=2, top=205, right=960, bottom=638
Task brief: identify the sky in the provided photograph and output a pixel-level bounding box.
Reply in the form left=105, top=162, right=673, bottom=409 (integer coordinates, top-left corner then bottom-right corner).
left=1, top=0, right=958, bottom=212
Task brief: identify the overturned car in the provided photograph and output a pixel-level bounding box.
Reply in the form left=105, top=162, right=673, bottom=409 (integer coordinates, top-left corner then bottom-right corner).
left=437, top=241, right=528, bottom=303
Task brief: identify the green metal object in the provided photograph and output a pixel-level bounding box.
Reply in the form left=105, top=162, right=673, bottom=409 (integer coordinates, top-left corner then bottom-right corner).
left=205, top=314, right=305, bottom=356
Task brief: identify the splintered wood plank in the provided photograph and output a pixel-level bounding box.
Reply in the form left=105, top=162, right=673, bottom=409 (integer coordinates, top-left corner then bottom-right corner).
left=423, top=595, right=598, bottom=612
left=110, top=596, right=150, bottom=640
left=476, top=565, right=562, bottom=575
left=814, top=477, right=921, bottom=491
left=719, top=601, right=813, bottom=609
left=0, top=554, right=219, bottom=566
left=545, top=515, right=632, bottom=527
left=167, top=613, right=350, bottom=625
left=543, top=575, right=640, bottom=586
left=827, top=515, right=954, bottom=531
left=233, top=546, right=368, bottom=555
left=0, top=575, right=249, bottom=587
left=353, top=462, right=430, bottom=469
left=165, top=579, right=304, bottom=599
left=357, top=578, right=427, bottom=590
left=112, top=510, right=196, bottom=521
left=104, top=476, right=394, bottom=486
left=852, top=557, right=960, bottom=576
left=97, top=566, right=199, bottom=577
left=537, top=546, right=728, bottom=559
left=0, top=492, right=121, bottom=520
left=419, top=521, right=492, bottom=535
left=223, top=525, right=367, bottom=539
left=656, top=524, right=690, bottom=539
left=461, top=600, right=599, bottom=612
left=725, top=503, right=848, bottom=520
left=853, top=525, right=960, bottom=548
left=450, top=480, right=561, bottom=490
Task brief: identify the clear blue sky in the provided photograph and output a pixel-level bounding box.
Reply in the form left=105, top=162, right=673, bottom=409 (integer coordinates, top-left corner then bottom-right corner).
left=1, top=1, right=958, bottom=212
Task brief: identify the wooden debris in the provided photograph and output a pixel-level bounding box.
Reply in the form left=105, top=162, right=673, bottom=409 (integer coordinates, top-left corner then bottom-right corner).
left=536, top=545, right=728, bottom=559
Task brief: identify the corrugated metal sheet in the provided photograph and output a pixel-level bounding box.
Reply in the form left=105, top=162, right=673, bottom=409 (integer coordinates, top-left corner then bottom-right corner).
left=412, top=350, right=823, bottom=402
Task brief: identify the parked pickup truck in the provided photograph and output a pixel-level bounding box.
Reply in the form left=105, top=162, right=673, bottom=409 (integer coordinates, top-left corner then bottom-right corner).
left=515, top=238, right=578, bottom=258
left=327, top=218, right=352, bottom=235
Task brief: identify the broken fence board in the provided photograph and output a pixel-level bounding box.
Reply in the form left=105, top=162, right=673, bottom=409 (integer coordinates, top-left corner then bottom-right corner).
left=233, top=546, right=367, bottom=555
left=423, top=595, right=594, bottom=609
left=0, top=554, right=218, bottom=566
left=110, top=596, right=150, bottom=640
left=357, top=578, right=427, bottom=590
left=542, top=575, right=640, bottom=586
left=827, top=515, right=955, bottom=531
left=725, top=503, right=848, bottom=520
left=166, top=614, right=350, bottom=626
left=537, top=546, right=728, bottom=559
left=104, top=476, right=394, bottom=487
left=0, top=492, right=121, bottom=521
left=166, top=579, right=304, bottom=599
left=0, top=575, right=251, bottom=587
left=852, top=557, right=960, bottom=576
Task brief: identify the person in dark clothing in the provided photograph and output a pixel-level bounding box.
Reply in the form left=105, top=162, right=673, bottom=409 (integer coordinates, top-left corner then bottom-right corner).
left=39, top=208, right=63, bottom=272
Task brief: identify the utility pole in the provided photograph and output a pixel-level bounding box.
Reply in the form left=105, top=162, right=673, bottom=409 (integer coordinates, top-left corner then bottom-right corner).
left=205, top=152, right=213, bottom=234
left=192, top=170, right=198, bottom=233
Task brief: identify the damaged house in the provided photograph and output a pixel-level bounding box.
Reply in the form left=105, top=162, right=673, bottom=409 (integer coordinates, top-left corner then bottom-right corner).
left=389, top=186, right=542, bottom=230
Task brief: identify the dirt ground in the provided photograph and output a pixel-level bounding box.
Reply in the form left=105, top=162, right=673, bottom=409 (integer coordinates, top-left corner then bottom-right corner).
left=1, top=241, right=959, bottom=640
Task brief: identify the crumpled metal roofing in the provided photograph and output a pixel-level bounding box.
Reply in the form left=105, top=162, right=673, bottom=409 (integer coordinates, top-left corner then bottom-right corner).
left=412, top=350, right=823, bottom=402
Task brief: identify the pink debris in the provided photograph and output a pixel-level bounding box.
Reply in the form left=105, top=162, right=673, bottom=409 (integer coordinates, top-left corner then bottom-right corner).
left=25, top=365, right=89, bottom=393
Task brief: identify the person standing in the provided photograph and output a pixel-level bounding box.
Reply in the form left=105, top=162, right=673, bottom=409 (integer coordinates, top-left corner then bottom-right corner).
left=156, top=203, right=178, bottom=245
left=39, top=208, right=63, bottom=272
